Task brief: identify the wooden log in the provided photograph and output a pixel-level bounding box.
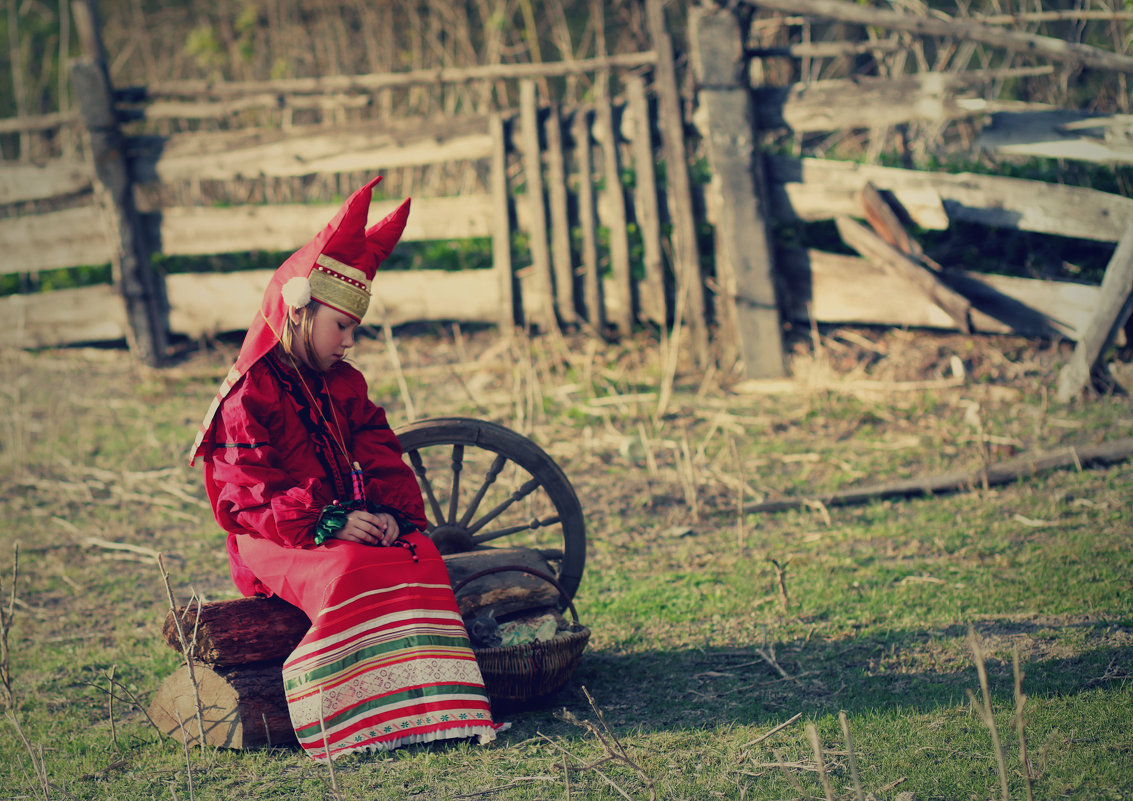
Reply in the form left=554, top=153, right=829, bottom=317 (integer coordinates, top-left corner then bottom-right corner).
left=743, top=436, right=1133, bottom=515
left=148, top=660, right=294, bottom=749
left=596, top=86, right=634, bottom=336
left=625, top=75, right=667, bottom=326
left=691, top=5, right=786, bottom=379
left=161, top=548, right=561, bottom=667
left=835, top=216, right=972, bottom=332
left=768, top=155, right=1133, bottom=243
left=162, top=596, right=309, bottom=668
left=489, top=113, right=515, bottom=333
left=647, top=0, right=709, bottom=365
left=544, top=104, right=577, bottom=324
left=743, top=0, right=1133, bottom=75
left=572, top=108, right=604, bottom=333
left=1056, top=224, right=1133, bottom=402
left=518, top=80, right=557, bottom=332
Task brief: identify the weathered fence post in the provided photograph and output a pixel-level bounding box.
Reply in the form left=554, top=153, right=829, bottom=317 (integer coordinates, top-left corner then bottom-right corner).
left=690, top=4, right=786, bottom=379
left=70, top=0, right=167, bottom=367
left=646, top=0, right=710, bottom=367
left=489, top=112, right=516, bottom=334
left=544, top=104, right=577, bottom=324
left=519, top=80, right=559, bottom=333
left=572, top=109, right=605, bottom=335
left=626, top=75, right=668, bottom=327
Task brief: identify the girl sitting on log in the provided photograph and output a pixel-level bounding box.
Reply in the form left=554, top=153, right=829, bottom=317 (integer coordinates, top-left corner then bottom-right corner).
left=189, top=177, right=503, bottom=760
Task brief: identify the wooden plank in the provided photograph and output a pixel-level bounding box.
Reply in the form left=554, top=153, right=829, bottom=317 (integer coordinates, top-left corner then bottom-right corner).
left=71, top=54, right=168, bottom=367
left=0, top=159, right=91, bottom=205
left=753, top=71, right=1051, bottom=133
left=518, top=80, right=557, bottom=332
left=768, top=155, right=1133, bottom=243
left=572, top=109, right=603, bottom=333
left=836, top=216, right=972, bottom=332
left=0, top=205, right=112, bottom=274
left=691, top=5, right=785, bottom=379
left=978, top=110, right=1133, bottom=165
left=0, top=284, right=128, bottom=348
left=647, top=0, right=709, bottom=365
left=153, top=196, right=493, bottom=257
left=544, top=104, right=576, bottom=324
left=779, top=247, right=1099, bottom=340
left=743, top=0, right=1133, bottom=74
left=0, top=196, right=492, bottom=275
left=0, top=110, right=79, bottom=135
left=1056, top=225, right=1133, bottom=401
left=625, top=75, right=667, bottom=326
left=489, top=113, right=515, bottom=334
left=167, top=269, right=502, bottom=337
left=133, top=119, right=494, bottom=184
left=595, top=86, right=634, bottom=335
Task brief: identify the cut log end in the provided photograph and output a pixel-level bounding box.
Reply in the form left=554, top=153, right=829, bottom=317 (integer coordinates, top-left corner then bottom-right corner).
left=148, top=661, right=295, bottom=749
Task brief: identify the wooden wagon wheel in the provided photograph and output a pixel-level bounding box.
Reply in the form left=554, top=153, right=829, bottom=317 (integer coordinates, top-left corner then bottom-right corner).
left=395, top=417, right=586, bottom=601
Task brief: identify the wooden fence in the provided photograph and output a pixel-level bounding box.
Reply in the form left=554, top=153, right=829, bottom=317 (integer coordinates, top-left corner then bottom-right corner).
left=2, top=0, right=1132, bottom=384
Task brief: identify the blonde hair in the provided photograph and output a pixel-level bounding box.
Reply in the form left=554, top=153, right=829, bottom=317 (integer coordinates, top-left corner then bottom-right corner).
left=278, top=303, right=326, bottom=373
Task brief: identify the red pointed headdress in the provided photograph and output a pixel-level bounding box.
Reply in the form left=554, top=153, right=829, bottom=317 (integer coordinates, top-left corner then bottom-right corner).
left=189, top=177, right=411, bottom=465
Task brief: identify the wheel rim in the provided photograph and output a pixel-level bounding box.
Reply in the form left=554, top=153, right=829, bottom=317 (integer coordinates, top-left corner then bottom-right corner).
left=395, top=417, right=586, bottom=600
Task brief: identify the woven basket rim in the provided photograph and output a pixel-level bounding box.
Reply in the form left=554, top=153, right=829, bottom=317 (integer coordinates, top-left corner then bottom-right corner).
left=472, top=625, right=590, bottom=658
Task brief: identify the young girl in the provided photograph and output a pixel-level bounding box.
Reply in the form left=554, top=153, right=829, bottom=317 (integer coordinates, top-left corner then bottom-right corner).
left=189, top=177, right=502, bottom=760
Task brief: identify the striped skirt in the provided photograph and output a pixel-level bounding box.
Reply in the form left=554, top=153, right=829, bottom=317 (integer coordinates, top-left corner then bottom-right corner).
left=238, top=532, right=500, bottom=760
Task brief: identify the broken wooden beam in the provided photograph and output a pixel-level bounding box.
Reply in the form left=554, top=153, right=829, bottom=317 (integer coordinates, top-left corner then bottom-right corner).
left=1056, top=223, right=1133, bottom=402
left=744, top=436, right=1133, bottom=515
left=835, top=215, right=972, bottom=332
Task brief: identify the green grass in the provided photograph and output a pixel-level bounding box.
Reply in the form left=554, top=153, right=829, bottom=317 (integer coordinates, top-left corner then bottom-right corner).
left=1, top=329, right=1131, bottom=800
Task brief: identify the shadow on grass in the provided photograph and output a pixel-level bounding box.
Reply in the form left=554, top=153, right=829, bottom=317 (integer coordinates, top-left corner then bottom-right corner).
left=508, top=617, right=1133, bottom=733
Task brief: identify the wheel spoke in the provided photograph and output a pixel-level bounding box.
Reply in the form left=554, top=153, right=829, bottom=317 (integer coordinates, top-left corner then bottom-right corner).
left=459, top=452, right=508, bottom=528
left=472, top=514, right=562, bottom=545
left=447, top=444, right=463, bottom=526
left=465, top=476, right=541, bottom=535
left=407, top=449, right=446, bottom=526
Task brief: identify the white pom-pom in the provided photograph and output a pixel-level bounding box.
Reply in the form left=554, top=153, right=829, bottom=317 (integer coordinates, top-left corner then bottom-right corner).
left=281, top=276, right=312, bottom=309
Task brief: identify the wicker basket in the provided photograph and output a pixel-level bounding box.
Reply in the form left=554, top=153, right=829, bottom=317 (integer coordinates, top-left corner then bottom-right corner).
left=455, top=566, right=590, bottom=704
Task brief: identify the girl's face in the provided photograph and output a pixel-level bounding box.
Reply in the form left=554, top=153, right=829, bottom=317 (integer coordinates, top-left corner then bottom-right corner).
left=290, top=302, right=359, bottom=372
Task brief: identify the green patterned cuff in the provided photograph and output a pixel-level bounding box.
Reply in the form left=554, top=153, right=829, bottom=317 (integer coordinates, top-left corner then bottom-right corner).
left=314, top=503, right=351, bottom=545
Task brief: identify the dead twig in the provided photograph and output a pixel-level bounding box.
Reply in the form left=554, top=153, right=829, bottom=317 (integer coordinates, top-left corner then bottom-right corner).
left=0, top=544, right=20, bottom=708
left=839, top=711, right=866, bottom=801
left=157, top=555, right=207, bottom=748
left=768, top=559, right=790, bottom=615
left=968, top=628, right=1011, bottom=801
left=739, top=712, right=803, bottom=749
left=806, top=722, right=835, bottom=801
left=1013, top=647, right=1036, bottom=801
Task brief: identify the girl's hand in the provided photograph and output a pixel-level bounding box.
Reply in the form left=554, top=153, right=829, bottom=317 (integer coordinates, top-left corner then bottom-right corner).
left=334, top=510, right=400, bottom=546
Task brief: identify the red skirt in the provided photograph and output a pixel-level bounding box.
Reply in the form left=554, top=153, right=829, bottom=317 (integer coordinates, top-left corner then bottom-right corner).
left=237, top=532, right=501, bottom=759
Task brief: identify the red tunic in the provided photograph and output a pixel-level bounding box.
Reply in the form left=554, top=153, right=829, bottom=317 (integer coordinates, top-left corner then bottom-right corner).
left=201, top=352, right=428, bottom=597
left=199, top=352, right=500, bottom=759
